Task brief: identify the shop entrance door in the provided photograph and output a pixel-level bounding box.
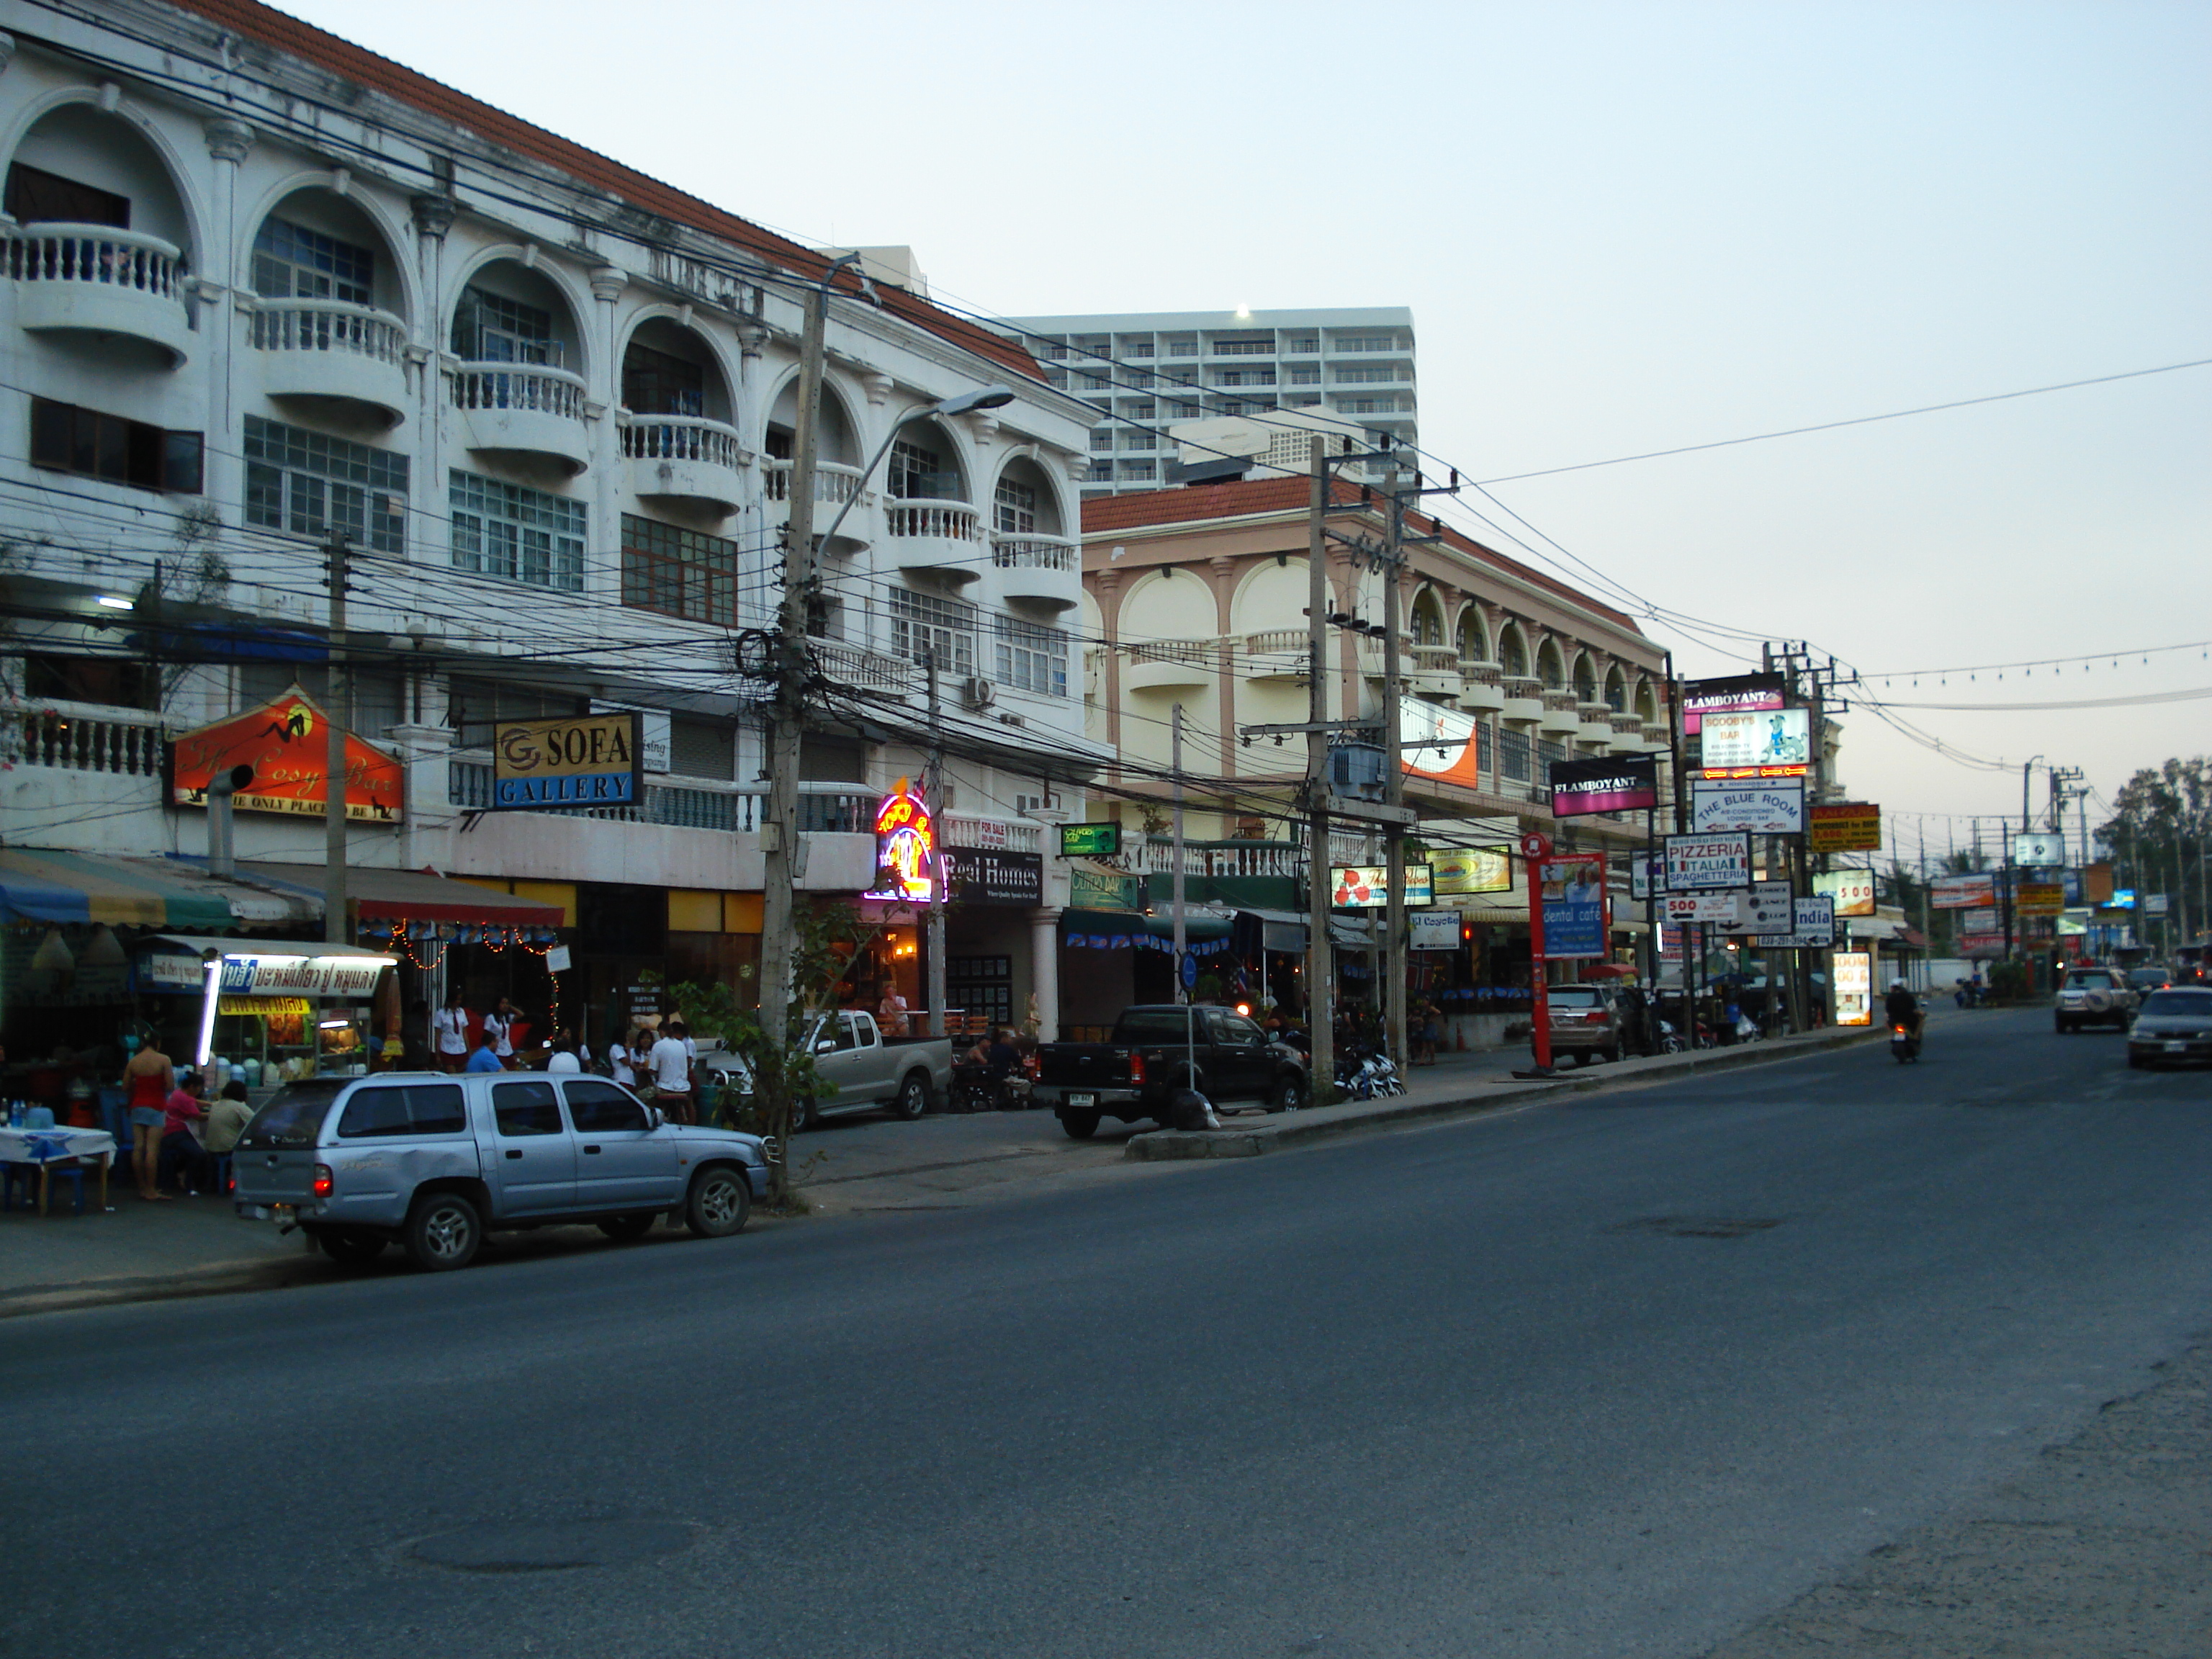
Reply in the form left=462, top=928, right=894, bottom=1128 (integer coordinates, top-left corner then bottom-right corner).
left=946, top=955, right=1012, bottom=1035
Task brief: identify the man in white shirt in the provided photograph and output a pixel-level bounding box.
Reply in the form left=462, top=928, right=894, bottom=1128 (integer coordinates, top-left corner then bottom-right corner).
left=648, top=1020, right=695, bottom=1123
left=545, top=1040, right=583, bottom=1075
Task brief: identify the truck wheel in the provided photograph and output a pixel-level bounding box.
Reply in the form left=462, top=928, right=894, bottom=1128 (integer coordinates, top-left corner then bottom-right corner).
left=788, top=1095, right=814, bottom=1133
left=403, top=1192, right=481, bottom=1272
left=598, top=1212, right=657, bottom=1241
left=685, top=1167, right=751, bottom=1238
left=1061, top=1110, right=1101, bottom=1141
left=893, top=1072, right=930, bottom=1120
left=1270, top=1074, right=1305, bottom=1114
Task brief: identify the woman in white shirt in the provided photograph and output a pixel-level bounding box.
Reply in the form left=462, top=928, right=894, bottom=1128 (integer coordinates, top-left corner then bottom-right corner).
left=432, top=993, right=470, bottom=1073
left=611, top=1028, right=642, bottom=1087
left=482, top=997, right=519, bottom=1064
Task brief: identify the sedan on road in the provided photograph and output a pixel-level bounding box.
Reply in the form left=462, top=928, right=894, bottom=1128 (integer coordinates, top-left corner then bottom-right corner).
left=2126, top=987, right=2212, bottom=1069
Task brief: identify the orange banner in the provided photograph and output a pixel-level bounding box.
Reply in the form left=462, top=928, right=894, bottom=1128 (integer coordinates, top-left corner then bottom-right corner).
left=170, top=685, right=403, bottom=823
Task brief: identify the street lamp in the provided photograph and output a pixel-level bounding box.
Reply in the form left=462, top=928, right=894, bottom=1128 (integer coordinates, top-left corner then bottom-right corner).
left=814, top=385, right=1016, bottom=551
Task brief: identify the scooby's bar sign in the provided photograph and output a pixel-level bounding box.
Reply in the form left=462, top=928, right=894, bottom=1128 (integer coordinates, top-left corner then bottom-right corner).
left=493, top=712, right=642, bottom=808
left=170, top=686, right=403, bottom=822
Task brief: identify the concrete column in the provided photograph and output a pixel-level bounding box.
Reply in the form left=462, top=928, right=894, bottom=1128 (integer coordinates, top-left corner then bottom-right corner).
left=199, top=120, right=253, bottom=526
left=1029, top=907, right=1061, bottom=1040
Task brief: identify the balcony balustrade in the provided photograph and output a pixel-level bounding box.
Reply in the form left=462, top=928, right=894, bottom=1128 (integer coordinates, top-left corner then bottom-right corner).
left=620, top=413, right=747, bottom=512
left=1457, top=658, right=1506, bottom=714
left=1499, top=675, right=1545, bottom=727
left=1538, top=690, right=1583, bottom=737
left=1124, top=637, right=1217, bottom=693
left=990, top=533, right=1079, bottom=609
left=887, top=498, right=983, bottom=584
left=449, top=361, right=590, bottom=472
left=1242, top=628, right=1310, bottom=683
left=812, top=640, right=920, bottom=698
left=250, top=297, right=408, bottom=425
left=763, top=459, right=862, bottom=505
left=1410, top=644, right=1459, bottom=699
left=1, top=700, right=167, bottom=776
left=6, top=222, right=191, bottom=364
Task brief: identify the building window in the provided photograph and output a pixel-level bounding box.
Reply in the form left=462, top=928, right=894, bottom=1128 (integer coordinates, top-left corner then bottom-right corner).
left=994, top=477, right=1037, bottom=535
left=1166, top=402, right=1202, bottom=421
left=24, top=652, right=155, bottom=709
left=621, top=343, right=704, bottom=416
left=1287, top=369, right=1321, bottom=385
left=1213, top=338, right=1271, bottom=355
left=1285, top=336, right=1319, bottom=354
left=1125, top=342, right=1154, bottom=358
left=1040, top=344, right=1068, bottom=361
left=450, top=471, right=584, bottom=592
left=244, top=415, right=407, bottom=552
left=1088, top=462, right=1115, bottom=482
left=453, top=286, right=559, bottom=365
left=1334, top=366, right=1398, bottom=385
left=1500, top=726, right=1531, bottom=783
left=887, top=586, right=975, bottom=675
left=4, top=163, right=130, bottom=228
left=1336, top=336, right=1398, bottom=353
left=30, top=397, right=201, bottom=494
left=1214, top=369, right=1275, bottom=387
left=622, top=513, right=737, bottom=626
left=1166, top=341, right=1199, bottom=357
left=1122, top=432, right=1154, bottom=452
left=1120, top=459, right=1156, bottom=481
left=889, top=436, right=959, bottom=501
left=1477, top=719, right=1495, bottom=775
left=994, top=616, right=1068, bottom=697
left=251, top=217, right=374, bottom=305
left=1090, top=430, right=1118, bottom=452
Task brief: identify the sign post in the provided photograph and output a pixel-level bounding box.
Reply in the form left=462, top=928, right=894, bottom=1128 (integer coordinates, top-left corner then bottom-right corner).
left=1519, top=832, right=1553, bottom=1074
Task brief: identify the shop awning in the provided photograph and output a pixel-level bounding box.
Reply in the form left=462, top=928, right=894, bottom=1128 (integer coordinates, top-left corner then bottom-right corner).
left=1232, top=909, right=1310, bottom=954
left=1058, top=907, right=1234, bottom=950
left=230, top=862, right=567, bottom=927
left=0, top=848, right=239, bottom=930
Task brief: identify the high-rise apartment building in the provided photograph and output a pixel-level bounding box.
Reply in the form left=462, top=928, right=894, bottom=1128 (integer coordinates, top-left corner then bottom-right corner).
left=999, top=307, right=1416, bottom=498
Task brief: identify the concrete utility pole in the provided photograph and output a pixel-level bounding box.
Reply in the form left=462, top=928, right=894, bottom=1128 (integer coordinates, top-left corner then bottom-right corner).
left=759, top=257, right=848, bottom=1039
left=324, top=531, right=349, bottom=945
left=1380, top=473, right=1408, bottom=1071
left=925, top=652, right=947, bottom=1039
left=1305, top=438, right=1334, bottom=1102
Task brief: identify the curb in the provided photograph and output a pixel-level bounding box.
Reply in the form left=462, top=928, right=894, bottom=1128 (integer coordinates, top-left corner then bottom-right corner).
left=0, top=1255, right=326, bottom=1321
left=1123, top=1025, right=1889, bottom=1161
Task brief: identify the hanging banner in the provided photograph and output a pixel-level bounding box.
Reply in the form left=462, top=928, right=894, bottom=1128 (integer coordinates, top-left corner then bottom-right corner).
left=1681, top=673, right=1786, bottom=735
left=1930, top=873, right=1996, bottom=909
left=1431, top=846, right=1514, bottom=895
left=1809, top=802, right=1882, bottom=853
left=1833, top=951, right=1874, bottom=1026
left=1690, top=777, right=1805, bottom=834
left=1813, top=869, right=1878, bottom=917
left=169, top=685, right=403, bottom=822
left=1663, top=831, right=1753, bottom=891
left=1698, top=708, right=1811, bottom=777
left=1548, top=754, right=1660, bottom=817
left=493, top=711, right=642, bottom=809
left=1539, top=853, right=1609, bottom=958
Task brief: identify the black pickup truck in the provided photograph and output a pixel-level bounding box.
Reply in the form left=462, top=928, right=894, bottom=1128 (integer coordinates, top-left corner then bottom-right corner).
left=1032, top=1005, right=1309, bottom=1140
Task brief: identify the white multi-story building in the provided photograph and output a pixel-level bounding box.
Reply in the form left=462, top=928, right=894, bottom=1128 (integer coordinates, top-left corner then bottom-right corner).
left=999, top=307, right=1416, bottom=500
left=0, top=0, right=1100, bottom=1056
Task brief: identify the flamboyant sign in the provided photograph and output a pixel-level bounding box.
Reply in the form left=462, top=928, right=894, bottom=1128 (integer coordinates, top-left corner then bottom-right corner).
left=1548, top=754, right=1659, bottom=818
left=865, top=780, right=936, bottom=903
left=1680, top=673, right=1786, bottom=735
left=169, top=686, right=403, bottom=823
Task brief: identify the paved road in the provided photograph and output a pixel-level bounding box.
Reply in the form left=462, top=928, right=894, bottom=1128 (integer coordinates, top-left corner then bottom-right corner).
left=6, top=1008, right=2206, bottom=1658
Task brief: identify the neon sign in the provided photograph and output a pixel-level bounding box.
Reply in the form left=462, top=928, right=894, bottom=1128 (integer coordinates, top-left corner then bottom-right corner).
left=865, top=779, right=936, bottom=903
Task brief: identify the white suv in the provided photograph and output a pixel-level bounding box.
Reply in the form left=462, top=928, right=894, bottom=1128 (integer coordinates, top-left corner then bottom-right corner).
left=2054, top=967, right=2138, bottom=1033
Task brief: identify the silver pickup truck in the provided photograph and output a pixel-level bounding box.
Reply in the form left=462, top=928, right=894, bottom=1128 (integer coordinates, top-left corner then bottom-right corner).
left=703, top=1010, right=952, bottom=1131
left=231, top=1071, right=770, bottom=1272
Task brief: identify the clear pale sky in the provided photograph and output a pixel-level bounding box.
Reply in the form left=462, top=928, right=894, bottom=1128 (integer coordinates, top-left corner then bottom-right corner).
left=279, top=0, right=2211, bottom=860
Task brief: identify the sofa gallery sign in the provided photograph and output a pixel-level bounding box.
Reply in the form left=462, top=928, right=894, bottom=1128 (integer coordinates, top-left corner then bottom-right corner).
left=491, top=712, right=643, bottom=808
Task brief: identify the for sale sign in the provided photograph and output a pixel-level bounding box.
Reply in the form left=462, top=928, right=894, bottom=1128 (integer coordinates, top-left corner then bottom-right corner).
left=1663, top=831, right=1753, bottom=891
left=1809, top=802, right=1882, bottom=853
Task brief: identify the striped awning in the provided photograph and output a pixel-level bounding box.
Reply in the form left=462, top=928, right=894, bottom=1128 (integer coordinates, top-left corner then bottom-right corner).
left=0, top=848, right=238, bottom=930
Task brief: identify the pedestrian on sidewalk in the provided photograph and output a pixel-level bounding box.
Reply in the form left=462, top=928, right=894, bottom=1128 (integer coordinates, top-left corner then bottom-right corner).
left=160, top=1072, right=212, bottom=1195
left=432, top=992, right=470, bottom=1073
left=649, top=1022, right=696, bottom=1123
left=204, top=1079, right=253, bottom=1157
left=545, top=1038, right=583, bottom=1075
left=120, top=1036, right=174, bottom=1202
left=483, top=997, right=521, bottom=1067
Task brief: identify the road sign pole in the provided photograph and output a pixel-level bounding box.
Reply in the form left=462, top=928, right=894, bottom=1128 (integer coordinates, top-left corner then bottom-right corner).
left=1524, top=832, right=1552, bottom=1073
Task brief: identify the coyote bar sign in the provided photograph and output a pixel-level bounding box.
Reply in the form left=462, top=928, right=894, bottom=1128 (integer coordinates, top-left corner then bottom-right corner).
left=865, top=780, right=936, bottom=904
left=169, top=685, right=403, bottom=822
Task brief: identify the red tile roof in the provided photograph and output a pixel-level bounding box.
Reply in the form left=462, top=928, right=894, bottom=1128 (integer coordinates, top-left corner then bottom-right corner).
left=163, top=0, right=1044, bottom=384
left=1082, top=476, right=1642, bottom=634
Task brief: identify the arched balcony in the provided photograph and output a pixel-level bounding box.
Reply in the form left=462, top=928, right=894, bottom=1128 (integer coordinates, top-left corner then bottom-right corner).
left=4, top=107, right=195, bottom=367
left=246, top=189, right=409, bottom=426
left=618, top=319, right=742, bottom=513
left=764, top=382, right=863, bottom=551
left=448, top=261, right=590, bottom=473
left=884, top=415, right=980, bottom=586
left=988, top=454, right=1077, bottom=611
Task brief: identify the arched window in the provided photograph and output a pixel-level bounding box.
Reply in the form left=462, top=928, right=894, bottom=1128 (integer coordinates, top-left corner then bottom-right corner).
left=1455, top=609, right=1488, bottom=663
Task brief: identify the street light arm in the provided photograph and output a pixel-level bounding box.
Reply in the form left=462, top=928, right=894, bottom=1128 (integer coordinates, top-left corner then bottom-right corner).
left=814, top=385, right=1018, bottom=553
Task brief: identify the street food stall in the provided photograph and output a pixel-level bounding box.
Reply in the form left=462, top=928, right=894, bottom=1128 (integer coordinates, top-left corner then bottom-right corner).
left=134, top=935, right=399, bottom=1083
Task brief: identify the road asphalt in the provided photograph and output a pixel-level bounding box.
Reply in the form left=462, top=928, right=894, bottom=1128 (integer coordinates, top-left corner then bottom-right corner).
left=4, top=1005, right=2203, bottom=1656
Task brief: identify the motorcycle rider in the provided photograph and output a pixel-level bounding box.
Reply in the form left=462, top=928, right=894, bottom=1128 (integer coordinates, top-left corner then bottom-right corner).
left=1884, top=979, right=1923, bottom=1041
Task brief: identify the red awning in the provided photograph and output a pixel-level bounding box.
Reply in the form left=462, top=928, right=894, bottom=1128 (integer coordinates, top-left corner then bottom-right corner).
left=233, top=863, right=566, bottom=927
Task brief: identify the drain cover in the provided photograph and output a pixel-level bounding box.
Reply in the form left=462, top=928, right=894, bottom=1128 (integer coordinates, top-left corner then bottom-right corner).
left=1614, top=1215, right=1784, bottom=1240
left=412, top=1519, right=698, bottom=1573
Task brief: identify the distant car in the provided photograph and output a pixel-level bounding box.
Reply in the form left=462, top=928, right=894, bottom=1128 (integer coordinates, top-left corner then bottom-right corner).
left=2054, top=967, right=2138, bottom=1033
left=2126, top=988, right=2212, bottom=1069
left=1546, top=985, right=1627, bottom=1064
left=2127, top=966, right=2173, bottom=997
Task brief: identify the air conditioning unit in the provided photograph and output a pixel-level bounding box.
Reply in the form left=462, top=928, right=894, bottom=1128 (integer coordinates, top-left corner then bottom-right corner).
left=962, top=676, right=997, bottom=711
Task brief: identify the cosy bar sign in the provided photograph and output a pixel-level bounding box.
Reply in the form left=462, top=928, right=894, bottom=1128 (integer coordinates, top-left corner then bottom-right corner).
left=493, top=713, right=642, bottom=809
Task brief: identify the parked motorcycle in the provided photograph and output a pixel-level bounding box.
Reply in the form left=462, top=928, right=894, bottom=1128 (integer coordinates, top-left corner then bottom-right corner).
left=1335, top=1044, right=1406, bottom=1100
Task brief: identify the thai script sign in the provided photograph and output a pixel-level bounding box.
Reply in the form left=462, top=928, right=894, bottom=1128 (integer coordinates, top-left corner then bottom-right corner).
left=1691, top=778, right=1805, bottom=834
left=1663, top=832, right=1753, bottom=891
left=493, top=712, right=642, bottom=809
left=2017, top=881, right=2065, bottom=917
left=1809, top=801, right=1882, bottom=853
left=217, top=955, right=390, bottom=997
left=170, top=687, right=403, bottom=822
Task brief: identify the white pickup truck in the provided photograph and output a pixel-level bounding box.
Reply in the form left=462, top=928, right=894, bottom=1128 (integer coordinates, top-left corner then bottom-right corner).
left=701, top=1010, right=952, bottom=1131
